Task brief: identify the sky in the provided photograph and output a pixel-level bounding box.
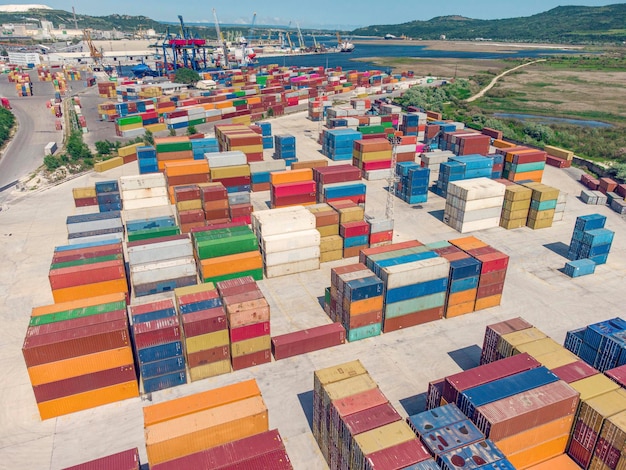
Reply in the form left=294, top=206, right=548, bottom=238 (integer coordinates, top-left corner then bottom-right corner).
left=3, top=0, right=621, bottom=29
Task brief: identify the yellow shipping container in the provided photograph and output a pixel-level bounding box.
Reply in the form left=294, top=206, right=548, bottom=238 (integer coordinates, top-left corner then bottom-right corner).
left=230, top=143, right=262, bottom=154
left=176, top=200, right=203, bottom=211
left=533, top=348, right=579, bottom=370
left=118, top=122, right=144, bottom=131
left=118, top=143, right=145, bottom=157
left=338, top=206, right=365, bottom=223
left=145, top=123, right=167, bottom=133
left=570, top=374, right=620, bottom=403
left=317, top=225, right=339, bottom=237
left=314, top=359, right=367, bottom=391
left=174, top=282, right=216, bottom=298
left=320, top=249, right=343, bottom=263
left=513, top=337, right=562, bottom=356
left=544, top=145, right=574, bottom=161
left=578, top=388, right=626, bottom=434
left=320, top=235, right=343, bottom=252
left=231, top=115, right=252, bottom=125
left=185, top=330, right=229, bottom=354
left=210, top=165, right=251, bottom=179
left=145, top=395, right=268, bottom=465
left=356, top=150, right=392, bottom=162
left=94, top=157, right=124, bottom=172
left=230, top=335, right=271, bottom=358
left=72, top=187, right=96, bottom=199
left=353, top=421, right=415, bottom=461
left=500, top=218, right=527, bottom=230
left=189, top=360, right=231, bottom=382
left=499, top=327, right=548, bottom=358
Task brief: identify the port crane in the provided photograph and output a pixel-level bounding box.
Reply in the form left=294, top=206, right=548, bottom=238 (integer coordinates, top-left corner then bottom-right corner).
left=212, top=8, right=231, bottom=69
left=248, top=12, right=257, bottom=44
left=296, top=22, right=306, bottom=50
left=83, top=29, right=103, bottom=65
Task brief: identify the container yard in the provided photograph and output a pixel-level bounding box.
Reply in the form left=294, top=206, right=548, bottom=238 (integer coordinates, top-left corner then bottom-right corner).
left=2, top=68, right=626, bottom=470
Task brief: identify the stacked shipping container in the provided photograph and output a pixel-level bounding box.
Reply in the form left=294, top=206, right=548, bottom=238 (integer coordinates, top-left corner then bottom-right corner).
left=269, top=168, right=316, bottom=208
left=444, top=178, right=506, bottom=233
left=308, top=203, right=343, bottom=262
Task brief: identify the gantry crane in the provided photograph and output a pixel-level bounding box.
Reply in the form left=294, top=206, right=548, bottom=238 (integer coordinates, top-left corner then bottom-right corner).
left=296, top=22, right=305, bottom=50
left=212, top=8, right=230, bottom=69
left=248, top=12, right=257, bottom=44
left=83, top=29, right=103, bottom=65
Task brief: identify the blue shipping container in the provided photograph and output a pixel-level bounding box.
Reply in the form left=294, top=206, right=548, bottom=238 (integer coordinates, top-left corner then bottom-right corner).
left=137, top=340, right=183, bottom=363
left=407, top=403, right=467, bottom=435
left=142, top=371, right=187, bottom=393
left=140, top=356, right=186, bottom=379
left=385, top=277, right=448, bottom=304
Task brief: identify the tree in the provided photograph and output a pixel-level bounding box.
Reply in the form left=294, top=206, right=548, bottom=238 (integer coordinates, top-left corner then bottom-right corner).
left=169, top=127, right=177, bottom=136
left=187, top=125, right=197, bottom=136
left=174, top=68, right=201, bottom=85
left=144, top=129, right=154, bottom=145
left=95, top=140, right=114, bottom=155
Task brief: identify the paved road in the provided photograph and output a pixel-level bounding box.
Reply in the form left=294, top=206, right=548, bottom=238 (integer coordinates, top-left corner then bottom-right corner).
left=466, top=59, right=546, bottom=103
left=0, top=72, right=64, bottom=194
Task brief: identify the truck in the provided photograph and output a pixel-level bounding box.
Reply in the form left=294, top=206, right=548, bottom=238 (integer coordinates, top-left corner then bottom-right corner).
left=1, top=97, right=11, bottom=109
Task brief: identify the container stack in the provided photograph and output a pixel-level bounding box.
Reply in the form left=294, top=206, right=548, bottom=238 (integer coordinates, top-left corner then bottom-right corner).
left=164, top=160, right=211, bottom=201
left=154, top=137, right=193, bottom=171
left=228, top=188, right=253, bottom=224
left=117, top=143, right=144, bottom=165
left=197, top=182, right=229, bottom=225
left=480, top=317, right=535, bottom=365
left=269, top=168, right=316, bottom=208
left=322, top=128, right=363, bottom=161
left=365, top=215, right=394, bottom=248
left=256, top=121, right=273, bottom=149
left=352, top=138, right=392, bottom=181
left=61, top=448, right=141, bottom=470
left=190, top=136, right=219, bottom=160
left=119, top=173, right=170, bottom=213
left=567, top=213, right=614, bottom=266
left=174, top=283, right=230, bottom=381
left=395, top=162, right=430, bottom=204
left=544, top=145, right=574, bottom=168
left=313, top=164, right=364, bottom=205
left=72, top=187, right=98, bottom=208
left=214, top=123, right=264, bottom=163
left=252, top=206, right=321, bottom=278
left=192, top=224, right=263, bottom=284
left=307, top=203, right=343, bottom=263
left=313, top=360, right=432, bottom=470
left=408, top=404, right=514, bottom=467
left=444, top=254, right=481, bottom=318
left=206, top=150, right=251, bottom=193
left=217, top=277, right=272, bottom=371
left=24, top=293, right=138, bottom=420
left=523, top=182, right=560, bottom=229
left=500, top=183, right=532, bottom=230
left=419, top=150, right=454, bottom=184
left=500, top=147, right=547, bottom=183
left=434, top=155, right=494, bottom=198
left=49, top=240, right=128, bottom=303
left=327, top=200, right=366, bottom=258
left=127, top=234, right=197, bottom=297
left=129, top=299, right=186, bottom=393
left=329, top=263, right=384, bottom=342
left=273, top=134, right=297, bottom=166
left=399, top=112, right=420, bottom=137
left=66, top=211, right=124, bottom=246
left=137, top=145, right=159, bottom=174
left=95, top=180, right=122, bottom=212
left=123, top=205, right=179, bottom=243
left=143, top=379, right=269, bottom=467
left=444, top=178, right=506, bottom=233
left=564, top=318, right=626, bottom=372
left=172, top=185, right=205, bottom=233
left=249, top=159, right=286, bottom=192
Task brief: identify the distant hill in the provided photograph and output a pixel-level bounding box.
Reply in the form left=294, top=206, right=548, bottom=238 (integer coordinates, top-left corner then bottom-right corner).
left=351, top=4, right=626, bottom=44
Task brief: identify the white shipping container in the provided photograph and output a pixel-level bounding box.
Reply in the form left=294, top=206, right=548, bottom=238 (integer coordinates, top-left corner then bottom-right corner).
left=419, top=151, right=454, bottom=166
left=130, top=257, right=197, bottom=285
left=448, top=195, right=505, bottom=212
left=219, top=106, right=237, bottom=115
left=128, top=238, right=193, bottom=265
left=122, top=195, right=171, bottom=211
left=449, top=217, right=501, bottom=233
left=228, top=191, right=251, bottom=205
left=121, top=187, right=168, bottom=201
left=264, top=257, right=320, bottom=278
left=67, top=232, right=124, bottom=245
left=249, top=160, right=286, bottom=174
left=447, top=178, right=505, bottom=201
left=368, top=116, right=381, bottom=125
left=252, top=207, right=316, bottom=237
left=381, top=257, right=450, bottom=289
left=264, top=246, right=320, bottom=267
left=262, top=229, right=321, bottom=253
left=167, top=116, right=189, bottom=125
left=119, top=173, right=166, bottom=191
left=66, top=218, right=123, bottom=235
left=206, top=109, right=222, bottom=118
left=205, top=150, right=247, bottom=168
left=365, top=216, right=394, bottom=233
left=363, top=169, right=391, bottom=181
left=122, top=204, right=174, bottom=223
left=121, top=128, right=145, bottom=138
left=445, top=205, right=502, bottom=223
left=395, top=144, right=416, bottom=154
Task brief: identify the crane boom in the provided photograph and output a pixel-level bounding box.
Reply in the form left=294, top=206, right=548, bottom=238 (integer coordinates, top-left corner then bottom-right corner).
left=296, top=22, right=305, bottom=49
left=248, top=12, right=257, bottom=43
left=212, top=8, right=230, bottom=69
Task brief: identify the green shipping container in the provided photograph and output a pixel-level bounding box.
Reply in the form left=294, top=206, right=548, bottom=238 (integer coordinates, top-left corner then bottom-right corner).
left=188, top=118, right=206, bottom=126
left=127, top=226, right=181, bottom=242
left=234, top=91, right=246, bottom=98
left=29, top=300, right=127, bottom=327
left=155, top=141, right=193, bottom=153
left=324, top=287, right=331, bottom=307
left=511, top=161, right=546, bottom=173
left=202, top=268, right=263, bottom=284
left=358, top=125, right=387, bottom=135
left=196, top=233, right=259, bottom=259
left=384, top=292, right=446, bottom=319
left=347, top=323, right=382, bottom=342
left=50, top=253, right=123, bottom=270
left=256, top=76, right=268, bottom=85
left=232, top=99, right=247, bottom=107
left=117, top=115, right=143, bottom=126
left=192, top=225, right=252, bottom=243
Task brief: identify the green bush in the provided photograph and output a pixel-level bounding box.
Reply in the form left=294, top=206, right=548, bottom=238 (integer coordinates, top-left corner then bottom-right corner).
left=43, top=155, right=61, bottom=171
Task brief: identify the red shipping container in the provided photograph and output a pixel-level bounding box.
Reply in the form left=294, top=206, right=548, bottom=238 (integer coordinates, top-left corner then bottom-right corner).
left=343, top=402, right=402, bottom=437
left=567, top=438, right=593, bottom=469
left=149, top=429, right=285, bottom=470
left=216, top=276, right=257, bottom=297
left=349, top=310, right=383, bottom=330
left=272, top=193, right=317, bottom=207
left=383, top=307, right=444, bottom=333
left=470, top=252, right=509, bottom=274
left=230, top=321, right=270, bottom=343
left=33, top=364, right=137, bottom=403
left=476, top=282, right=504, bottom=298
left=177, top=288, right=220, bottom=306
left=62, top=448, right=140, bottom=470
left=23, top=319, right=130, bottom=367
left=229, top=203, right=253, bottom=218
left=605, top=364, right=626, bottom=387
left=369, top=230, right=393, bottom=245
left=231, top=348, right=271, bottom=371
left=200, top=185, right=228, bottom=202
left=271, top=323, right=346, bottom=360
left=552, top=360, right=598, bottom=384
left=546, top=155, right=569, bottom=168
left=204, top=208, right=230, bottom=220
left=181, top=307, right=228, bottom=337
left=572, top=420, right=597, bottom=451
left=211, top=176, right=251, bottom=187
left=129, top=299, right=175, bottom=316
left=27, top=310, right=127, bottom=337
left=272, top=181, right=316, bottom=198
left=313, top=165, right=361, bottom=184
left=48, top=259, right=126, bottom=290
left=442, top=353, right=541, bottom=405
left=186, top=345, right=230, bottom=368
left=362, top=160, right=392, bottom=171
left=599, top=177, right=618, bottom=194
left=510, top=150, right=547, bottom=164
left=52, top=243, right=123, bottom=264
left=365, top=438, right=430, bottom=469
left=340, top=221, right=370, bottom=238
left=74, top=197, right=98, bottom=207
left=594, top=436, right=621, bottom=469
left=616, top=184, right=626, bottom=198
left=127, top=234, right=188, bottom=249
left=223, top=288, right=265, bottom=307
left=132, top=317, right=181, bottom=350
left=174, top=185, right=201, bottom=202
left=479, top=270, right=507, bottom=287
left=178, top=209, right=205, bottom=224
left=359, top=240, right=423, bottom=265
left=216, top=448, right=292, bottom=470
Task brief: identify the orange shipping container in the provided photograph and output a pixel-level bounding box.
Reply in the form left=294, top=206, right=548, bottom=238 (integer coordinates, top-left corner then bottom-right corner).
left=506, top=434, right=569, bottom=470
left=215, top=101, right=234, bottom=109
left=511, top=170, right=543, bottom=183
left=143, top=378, right=260, bottom=427
left=37, top=380, right=138, bottom=420
left=52, top=278, right=128, bottom=303
left=164, top=160, right=209, bottom=177
left=475, top=294, right=502, bottom=310
left=27, top=346, right=134, bottom=386
left=270, top=168, right=313, bottom=185
left=449, top=236, right=488, bottom=251
left=31, top=292, right=126, bottom=317
left=345, top=296, right=384, bottom=316
left=445, top=301, right=475, bottom=318
left=493, top=139, right=518, bottom=149
left=201, top=252, right=263, bottom=278
left=156, top=151, right=194, bottom=163
left=145, top=395, right=268, bottom=465
left=525, top=454, right=581, bottom=470
left=447, top=288, right=478, bottom=305
left=493, top=415, right=574, bottom=455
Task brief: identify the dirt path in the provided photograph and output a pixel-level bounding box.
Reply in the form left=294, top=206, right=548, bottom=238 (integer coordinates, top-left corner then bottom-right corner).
left=466, top=59, right=546, bottom=102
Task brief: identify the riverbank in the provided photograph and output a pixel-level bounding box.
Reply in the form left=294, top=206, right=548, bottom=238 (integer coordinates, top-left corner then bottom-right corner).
left=353, top=38, right=586, bottom=52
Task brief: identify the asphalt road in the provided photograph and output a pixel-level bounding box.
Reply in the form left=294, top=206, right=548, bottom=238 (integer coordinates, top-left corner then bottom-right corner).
left=0, top=72, right=65, bottom=193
